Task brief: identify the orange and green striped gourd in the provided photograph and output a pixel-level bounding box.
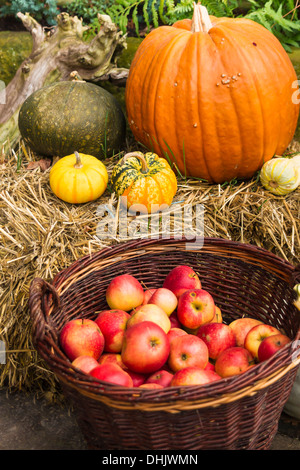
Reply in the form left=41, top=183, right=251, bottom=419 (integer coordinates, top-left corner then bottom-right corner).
left=111, top=151, right=177, bottom=213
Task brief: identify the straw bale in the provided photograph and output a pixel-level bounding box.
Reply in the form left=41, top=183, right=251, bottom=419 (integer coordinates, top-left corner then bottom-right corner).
left=0, top=140, right=299, bottom=399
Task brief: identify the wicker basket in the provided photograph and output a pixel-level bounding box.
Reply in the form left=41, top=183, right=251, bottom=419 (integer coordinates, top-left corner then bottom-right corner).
left=29, top=237, right=300, bottom=450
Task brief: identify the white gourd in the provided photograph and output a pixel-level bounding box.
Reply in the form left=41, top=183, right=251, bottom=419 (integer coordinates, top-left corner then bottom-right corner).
left=260, top=156, right=300, bottom=195
left=293, top=283, right=300, bottom=312
left=291, top=154, right=300, bottom=172
left=283, top=284, right=300, bottom=419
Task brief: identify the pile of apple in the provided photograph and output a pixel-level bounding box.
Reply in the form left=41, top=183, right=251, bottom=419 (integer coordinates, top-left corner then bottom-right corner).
left=59, top=265, right=292, bottom=389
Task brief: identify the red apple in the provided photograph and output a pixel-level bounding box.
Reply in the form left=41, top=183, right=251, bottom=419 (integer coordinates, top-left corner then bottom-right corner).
left=168, top=334, right=209, bottom=372
left=197, top=322, right=236, bottom=360
left=59, top=318, right=105, bottom=362
left=142, top=289, right=157, bottom=305
left=257, top=333, right=291, bottom=362
left=215, top=346, right=255, bottom=378
left=126, top=303, right=171, bottom=334
left=106, top=274, right=144, bottom=311
left=94, top=309, right=130, bottom=353
left=147, top=288, right=178, bottom=317
left=126, top=370, right=147, bottom=387
left=71, top=355, right=100, bottom=374
left=90, top=363, right=133, bottom=387
left=162, top=265, right=201, bottom=298
left=139, top=383, right=164, bottom=389
left=204, top=361, right=215, bottom=371
left=244, top=323, right=281, bottom=359
left=167, top=327, right=188, bottom=345
left=170, top=367, right=221, bottom=387
left=98, top=352, right=126, bottom=369
left=229, top=317, right=263, bottom=347
left=145, top=369, right=174, bottom=388
left=121, top=321, right=170, bottom=374
left=130, top=305, right=142, bottom=315
left=169, top=311, right=182, bottom=328
left=210, top=306, right=223, bottom=324
left=177, top=289, right=215, bottom=330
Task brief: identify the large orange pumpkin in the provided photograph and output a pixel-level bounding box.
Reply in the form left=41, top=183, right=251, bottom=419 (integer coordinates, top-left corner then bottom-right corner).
left=125, top=3, right=300, bottom=183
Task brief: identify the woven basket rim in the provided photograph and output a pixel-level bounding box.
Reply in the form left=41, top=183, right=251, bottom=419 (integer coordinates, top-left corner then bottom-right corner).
left=52, top=237, right=300, bottom=294
left=29, top=236, right=300, bottom=408
left=54, top=356, right=300, bottom=412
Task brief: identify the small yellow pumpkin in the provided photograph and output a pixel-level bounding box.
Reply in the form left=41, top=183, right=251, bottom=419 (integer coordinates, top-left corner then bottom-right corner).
left=259, top=156, right=300, bottom=195
left=111, top=151, right=177, bottom=213
left=49, top=151, right=108, bottom=204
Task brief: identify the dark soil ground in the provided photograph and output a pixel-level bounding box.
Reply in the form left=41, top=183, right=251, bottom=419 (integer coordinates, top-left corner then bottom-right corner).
left=1, top=388, right=300, bottom=451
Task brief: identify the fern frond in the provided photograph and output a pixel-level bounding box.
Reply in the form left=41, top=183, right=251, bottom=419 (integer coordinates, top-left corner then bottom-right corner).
left=143, top=0, right=151, bottom=31
left=245, top=0, right=300, bottom=50
left=132, top=4, right=140, bottom=35
left=151, top=0, right=159, bottom=28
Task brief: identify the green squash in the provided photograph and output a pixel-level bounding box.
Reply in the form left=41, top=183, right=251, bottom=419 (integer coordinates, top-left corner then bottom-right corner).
left=18, top=81, right=126, bottom=159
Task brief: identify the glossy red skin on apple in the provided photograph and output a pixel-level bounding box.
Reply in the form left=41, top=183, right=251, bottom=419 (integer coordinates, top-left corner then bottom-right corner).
left=121, top=321, right=170, bottom=374
left=167, top=327, right=188, bottom=346
left=244, top=324, right=281, bottom=359
left=229, top=317, right=263, bottom=347
left=90, top=363, right=133, bottom=387
left=126, top=303, right=171, bottom=334
left=139, top=383, right=164, bottom=389
left=162, top=265, right=201, bottom=298
left=170, top=367, right=221, bottom=386
left=60, top=318, right=105, bottom=362
left=98, top=353, right=126, bottom=369
left=145, top=369, right=174, bottom=387
left=169, top=311, right=182, bottom=329
left=215, top=346, right=255, bottom=378
left=168, top=334, right=209, bottom=372
left=147, top=288, right=178, bottom=317
left=95, top=309, right=130, bottom=353
left=257, top=333, right=291, bottom=362
left=126, top=370, right=148, bottom=387
left=106, top=274, right=144, bottom=311
left=197, top=322, right=236, bottom=360
left=71, top=355, right=100, bottom=374
left=130, top=305, right=142, bottom=315
left=204, top=361, right=215, bottom=372
left=142, top=289, right=157, bottom=305
left=177, top=289, right=215, bottom=330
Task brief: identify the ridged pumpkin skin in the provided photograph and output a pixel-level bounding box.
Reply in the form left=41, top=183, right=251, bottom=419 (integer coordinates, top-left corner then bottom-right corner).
left=111, top=151, right=177, bottom=213
left=19, top=81, right=126, bottom=159
left=49, top=152, right=108, bottom=204
left=125, top=5, right=300, bottom=183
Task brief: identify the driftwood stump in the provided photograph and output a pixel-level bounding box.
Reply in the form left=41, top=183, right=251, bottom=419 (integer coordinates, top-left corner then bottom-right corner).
left=0, top=12, right=129, bottom=148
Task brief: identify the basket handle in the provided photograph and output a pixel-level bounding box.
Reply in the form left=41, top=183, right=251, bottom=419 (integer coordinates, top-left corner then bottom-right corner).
left=28, top=277, right=60, bottom=345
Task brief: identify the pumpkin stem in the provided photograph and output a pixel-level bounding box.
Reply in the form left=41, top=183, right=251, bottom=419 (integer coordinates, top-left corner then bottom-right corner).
left=122, top=151, right=149, bottom=174
left=191, top=2, right=213, bottom=33
left=74, top=151, right=83, bottom=169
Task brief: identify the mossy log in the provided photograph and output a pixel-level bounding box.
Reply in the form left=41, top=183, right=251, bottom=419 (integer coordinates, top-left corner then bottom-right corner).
left=0, top=12, right=129, bottom=149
